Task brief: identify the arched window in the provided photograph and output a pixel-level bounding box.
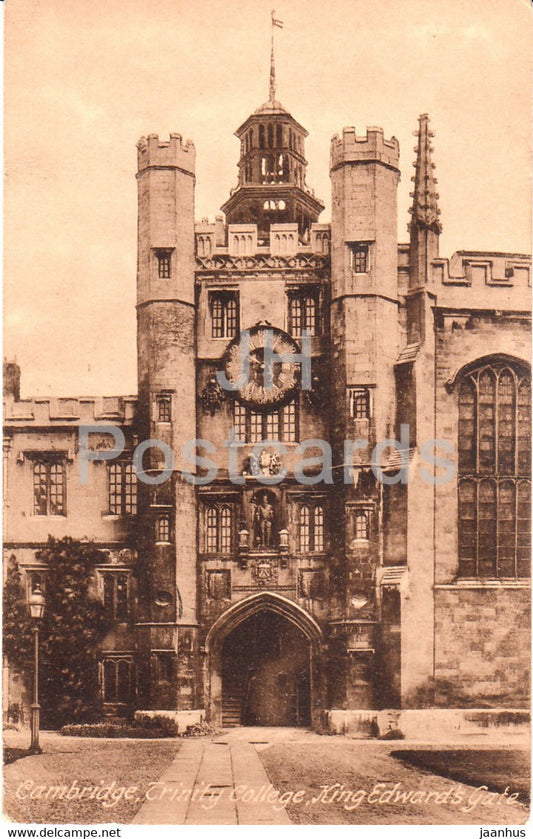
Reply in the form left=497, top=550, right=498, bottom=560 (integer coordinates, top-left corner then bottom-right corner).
left=103, top=572, right=129, bottom=620
left=288, top=290, right=320, bottom=337
left=299, top=504, right=326, bottom=553
left=211, top=295, right=223, bottom=332
left=156, top=514, right=171, bottom=543
left=259, top=124, right=265, bottom=149
left=267, top=124, right=274, bottom=148
left=276, top=124, right=283, bottom=147
left=316, top=232, right=329, bottom=254
left=457, top=360, right=530, bottom=578
left=305, top=297, right=316, bottom=333
left=210, top=291, right=238, bottom=338
left=220, top=506, right=232, bottom=553
left=299, top=506, right=310, bottom=552
left=103, top=657, right=132, bottom=704
left=289, top=297, right=303, bottom=335
left=206, top=506, right=218, bottom=552
left=205, top=505, right=233, bottom=554
left=314, top=506, right=324, bottom=552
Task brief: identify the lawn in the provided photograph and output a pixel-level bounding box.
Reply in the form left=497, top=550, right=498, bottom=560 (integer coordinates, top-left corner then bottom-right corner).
left=4, top=737, right=179, bottom=824
left=259, top=741, right=530, bottom=825
left=392, top=749, right=530, bottom=803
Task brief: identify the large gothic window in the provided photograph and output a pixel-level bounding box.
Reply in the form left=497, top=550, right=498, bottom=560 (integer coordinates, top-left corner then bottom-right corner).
left=457, top=360, right=531, bottom=578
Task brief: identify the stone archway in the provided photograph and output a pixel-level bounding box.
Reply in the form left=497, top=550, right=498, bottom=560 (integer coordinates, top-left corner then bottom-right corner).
left=204, top=592, right=323, bottom=728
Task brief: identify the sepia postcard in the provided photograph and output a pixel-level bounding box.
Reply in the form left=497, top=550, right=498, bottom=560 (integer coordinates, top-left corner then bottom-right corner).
left=2, top=0, right=531, bottom=833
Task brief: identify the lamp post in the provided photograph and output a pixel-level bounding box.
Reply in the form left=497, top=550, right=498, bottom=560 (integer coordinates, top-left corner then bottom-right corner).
left=28, top=582, right=45, bottom=754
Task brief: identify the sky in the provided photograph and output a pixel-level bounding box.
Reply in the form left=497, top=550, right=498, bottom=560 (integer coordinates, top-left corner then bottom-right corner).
left=4, top=0, right=532, bottom=397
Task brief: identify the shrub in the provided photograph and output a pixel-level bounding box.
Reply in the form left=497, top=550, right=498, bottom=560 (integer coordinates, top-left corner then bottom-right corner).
left=379, top=728, right=405, bottom=740
left=60, top=717, right=179, bottom=739
left=133, top=715, right=179, bottom=737
left=182, top=720, right=218, bottom=737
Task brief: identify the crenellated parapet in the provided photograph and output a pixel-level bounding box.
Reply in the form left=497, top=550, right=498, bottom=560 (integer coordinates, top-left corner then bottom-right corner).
left=431, top=251, right=531, bottom=312
left=136, top=132, right=195, bottom=175
left=330, top=126, right=399, bottom=172
left=3, top=395, right=137, bottom=425
left=433, top=251, right=531, bottom=287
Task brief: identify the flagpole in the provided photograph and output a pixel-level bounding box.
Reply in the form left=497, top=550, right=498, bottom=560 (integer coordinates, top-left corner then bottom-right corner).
left=269, top=10, right=283, bottom=103
left=269, top=11, right=276, bottom=103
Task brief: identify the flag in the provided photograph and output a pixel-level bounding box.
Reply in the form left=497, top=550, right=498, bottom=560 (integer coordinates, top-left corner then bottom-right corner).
left=271, top=10, right=283, bottom=28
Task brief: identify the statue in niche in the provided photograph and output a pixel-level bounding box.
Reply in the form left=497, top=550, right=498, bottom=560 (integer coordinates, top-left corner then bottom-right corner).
left=253, top=492, right=275, bottom=548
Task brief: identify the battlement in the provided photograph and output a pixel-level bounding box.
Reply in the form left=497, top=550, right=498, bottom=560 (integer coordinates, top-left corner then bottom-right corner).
left=431, top=251, right=531, bottom=313
left=137, top=132, right=195, bottom=174
left=4, top=394, right=137, bottom=426
left=434, top=251, right=531, bottom=288
left=330, top=126, right=400, bottom=171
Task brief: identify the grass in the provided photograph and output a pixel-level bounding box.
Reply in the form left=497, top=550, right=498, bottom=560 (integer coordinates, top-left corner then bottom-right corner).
left=259, top=741, right=530, bottom=825
left=392, top=749, right=531, bottom=803
left=4, top=738, right=179, bottom=824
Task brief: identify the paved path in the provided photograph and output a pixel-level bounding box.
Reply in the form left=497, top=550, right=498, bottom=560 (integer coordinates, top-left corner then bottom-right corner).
left=132, top=732, right=292, bottom=825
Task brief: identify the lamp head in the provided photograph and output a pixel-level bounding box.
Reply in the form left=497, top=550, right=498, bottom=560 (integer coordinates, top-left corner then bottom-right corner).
left=28, top=582, right=45, bottom=621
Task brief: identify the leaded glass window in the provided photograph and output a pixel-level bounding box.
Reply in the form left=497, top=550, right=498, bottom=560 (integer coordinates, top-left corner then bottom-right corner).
left=458, top=361, right=531, bottom=577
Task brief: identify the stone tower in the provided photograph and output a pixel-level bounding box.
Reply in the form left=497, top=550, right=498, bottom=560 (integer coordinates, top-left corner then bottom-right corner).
left=328, top=126, right=401, bottom=708
left=135, top=133, right=199, bottom=710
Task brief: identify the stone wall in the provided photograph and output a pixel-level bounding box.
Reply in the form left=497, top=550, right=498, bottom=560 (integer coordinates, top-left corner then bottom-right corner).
left=434, top=586, right=530, bottom=707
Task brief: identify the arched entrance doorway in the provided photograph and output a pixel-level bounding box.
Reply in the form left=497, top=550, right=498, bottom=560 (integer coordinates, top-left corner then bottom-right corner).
left=205, top=592, right=323, bottom=728
left=222, top=610, right=310, bottom=726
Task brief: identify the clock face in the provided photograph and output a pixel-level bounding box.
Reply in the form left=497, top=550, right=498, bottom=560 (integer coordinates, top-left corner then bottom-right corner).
left=223, top=325, right=300, bottom=409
